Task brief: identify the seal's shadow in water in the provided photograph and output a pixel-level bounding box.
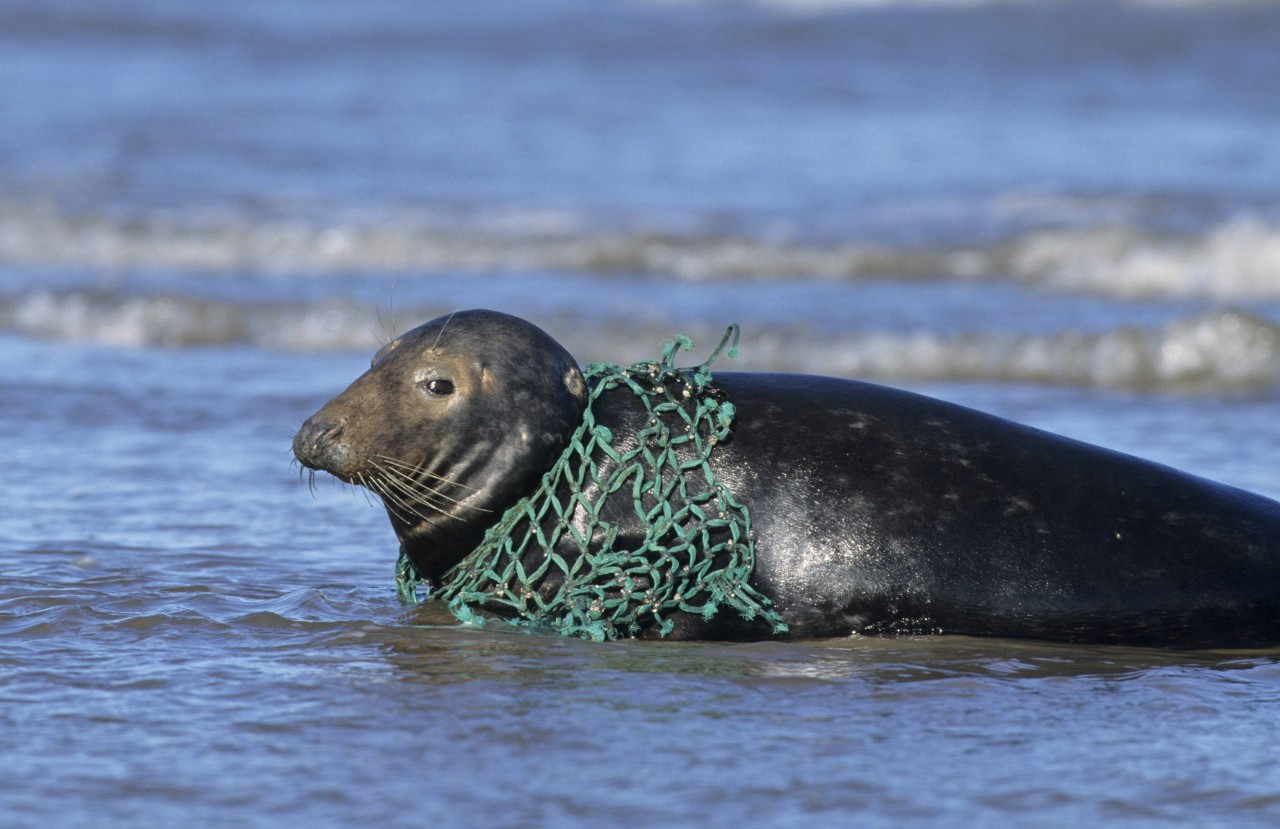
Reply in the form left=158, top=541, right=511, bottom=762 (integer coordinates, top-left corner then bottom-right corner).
left=386, top=600, right=1280, bottom=688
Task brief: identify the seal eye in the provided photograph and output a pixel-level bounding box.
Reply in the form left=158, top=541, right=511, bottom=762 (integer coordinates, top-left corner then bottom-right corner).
left=421, top=378, right=454, bottom=396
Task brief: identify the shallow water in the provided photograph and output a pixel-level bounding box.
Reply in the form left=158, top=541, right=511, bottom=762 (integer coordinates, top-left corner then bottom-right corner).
left=7, top=337, right=1280, bottom=828
left=5, top=0, right=1280, bottom=826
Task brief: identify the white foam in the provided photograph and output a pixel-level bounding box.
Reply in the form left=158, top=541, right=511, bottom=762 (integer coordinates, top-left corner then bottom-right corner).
left=0, top=200, right=907, bottom=280
left=716, top=310, right=1280, bottom=392
left=4, top=199, right=1280, bottom=300
left=1, top=289, right=337, bottom=349
left=5, top=290, right=1277, bottom=392
left=1007, top=217, right=1280, bottom=300
left=842, top=311, right=1280, bottom=391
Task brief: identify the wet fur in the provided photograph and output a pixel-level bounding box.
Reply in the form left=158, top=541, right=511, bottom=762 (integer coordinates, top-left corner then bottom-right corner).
left=296, top=310, right=1280, bottom=646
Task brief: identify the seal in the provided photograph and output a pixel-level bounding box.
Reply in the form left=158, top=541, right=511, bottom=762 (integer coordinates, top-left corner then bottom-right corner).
left=294, top=309, right=1280, bottom=647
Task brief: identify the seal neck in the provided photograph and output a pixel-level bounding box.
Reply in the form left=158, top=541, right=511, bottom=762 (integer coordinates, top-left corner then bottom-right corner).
left=395, top=401, right=585, bottom=585
left=403, top=325, right=789, bottom=641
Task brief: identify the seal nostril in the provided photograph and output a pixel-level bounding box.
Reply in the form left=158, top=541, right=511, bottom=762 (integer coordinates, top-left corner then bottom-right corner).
left=293, top=417, right=347, bottom=468
left=311, top=419, right=343, bottom=445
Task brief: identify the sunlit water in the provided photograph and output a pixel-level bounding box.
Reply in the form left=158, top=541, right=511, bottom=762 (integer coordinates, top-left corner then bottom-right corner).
left=5, top=0, right=1280, bottom=825
left=5, top=338, right=1280, bottom=828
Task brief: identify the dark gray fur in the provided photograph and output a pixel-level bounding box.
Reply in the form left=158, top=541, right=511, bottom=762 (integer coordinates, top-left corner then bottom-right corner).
left=296, top=310, right=1280, bottom=647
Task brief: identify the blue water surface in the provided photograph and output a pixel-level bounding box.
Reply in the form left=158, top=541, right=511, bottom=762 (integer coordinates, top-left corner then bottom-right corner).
left=4, top=1, right=1280, bottom=826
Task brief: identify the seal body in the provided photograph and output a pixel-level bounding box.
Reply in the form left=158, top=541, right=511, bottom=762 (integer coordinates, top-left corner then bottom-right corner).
left=295, top=310, right=1280, bottom=647
left=679, top=375, right=1280, bottom=645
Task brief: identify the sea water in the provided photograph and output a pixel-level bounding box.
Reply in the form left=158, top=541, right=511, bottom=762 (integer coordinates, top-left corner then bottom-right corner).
left=4, top=1, right=1280, bottom=826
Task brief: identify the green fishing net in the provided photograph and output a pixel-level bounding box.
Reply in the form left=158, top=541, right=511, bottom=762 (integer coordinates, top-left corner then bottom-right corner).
left=395, top=326, right=788, bottom=641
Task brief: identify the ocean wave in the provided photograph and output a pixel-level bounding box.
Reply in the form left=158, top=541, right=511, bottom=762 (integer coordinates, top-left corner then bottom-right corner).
left=3, top=201, right=1280, bottom=301
left=1006, top=218, right=1280, bottom=299
left=5, top=289, right=1278, bottom=392
left=0, top=289, right=381, bottom=351
left=0, top=201, right=954, bottom=281
left=781, top=311, right=1280, bottom=392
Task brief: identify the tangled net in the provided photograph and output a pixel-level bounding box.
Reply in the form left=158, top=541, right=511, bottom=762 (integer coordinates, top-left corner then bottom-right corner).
left=395, top=326, right=788, bottom=641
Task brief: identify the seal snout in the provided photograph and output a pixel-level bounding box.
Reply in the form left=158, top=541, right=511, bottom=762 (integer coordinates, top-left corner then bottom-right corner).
left=292, top=416, right=351, bottom=475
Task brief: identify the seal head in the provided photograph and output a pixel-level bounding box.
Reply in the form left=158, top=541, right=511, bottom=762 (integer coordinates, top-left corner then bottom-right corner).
left=293, top=310, right=587, bottom=583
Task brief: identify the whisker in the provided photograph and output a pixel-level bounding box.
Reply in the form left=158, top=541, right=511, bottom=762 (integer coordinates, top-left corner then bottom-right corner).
left=374, top=467, right=466, bottom=516
left=376, top=462, right=492, bottom=514
left=365, top=472, right=456, bottom=525
left=431, top=309, right=458, bottom=352
left=304, top=455, right=495, bottom=527
left=373, top=454, right=485, bottom=493
left=353, top=473, right=381, bottom=509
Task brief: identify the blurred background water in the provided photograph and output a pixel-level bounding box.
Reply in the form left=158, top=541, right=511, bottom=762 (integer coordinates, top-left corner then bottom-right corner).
left=4, top=0, right=1280, bottom=826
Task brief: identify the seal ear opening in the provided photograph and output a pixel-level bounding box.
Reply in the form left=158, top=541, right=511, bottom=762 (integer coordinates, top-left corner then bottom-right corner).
left=564, top=364, right=587, bottom=405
